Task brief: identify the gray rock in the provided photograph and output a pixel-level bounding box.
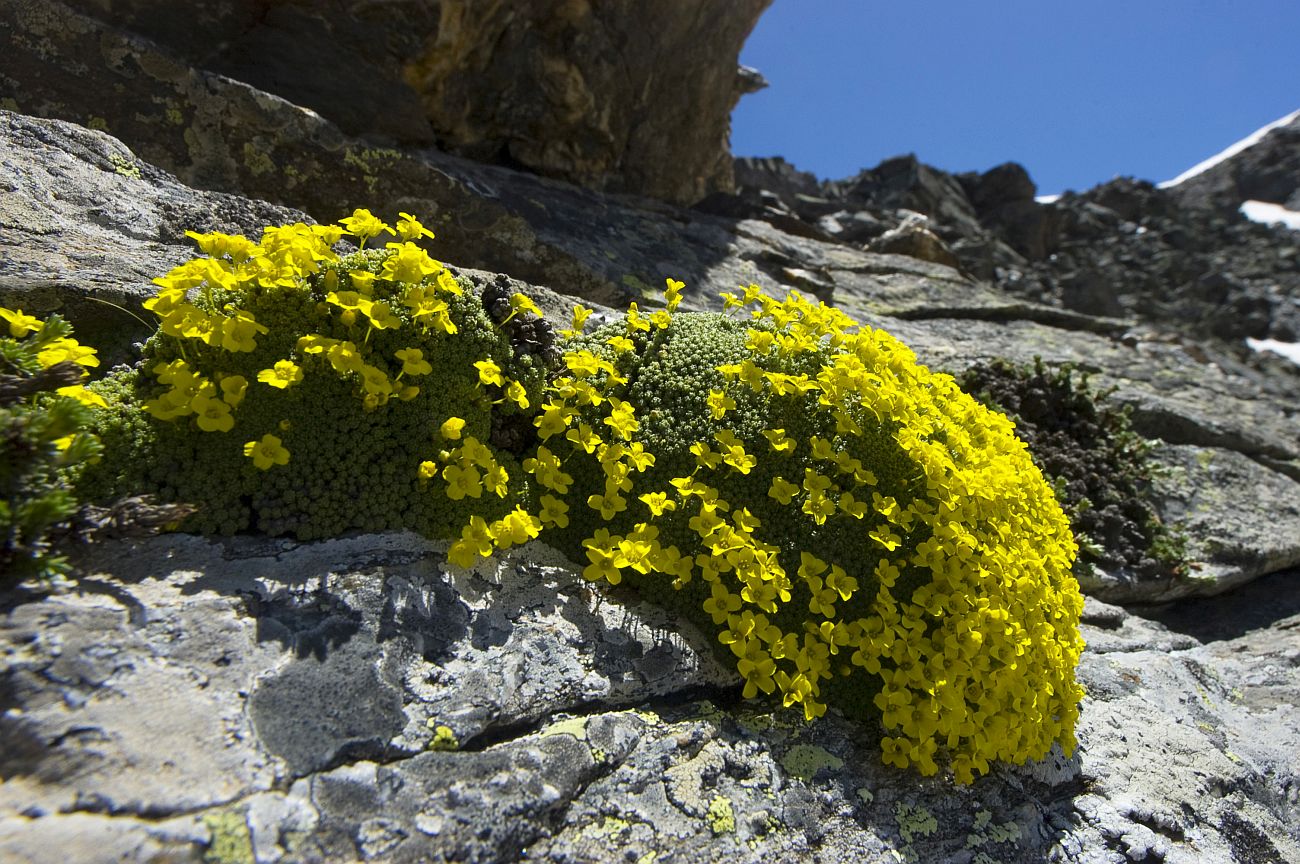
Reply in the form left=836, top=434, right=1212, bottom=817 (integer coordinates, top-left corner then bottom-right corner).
left=0, top=110, right=307, bottom=367
left=3, top=534, right=1299, bottom=863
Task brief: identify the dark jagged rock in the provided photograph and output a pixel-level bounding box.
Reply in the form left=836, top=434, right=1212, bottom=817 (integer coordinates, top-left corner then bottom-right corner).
left=1169, top=112, right=1300, bottom=215
left=730, top=151, right=1300, bottom=344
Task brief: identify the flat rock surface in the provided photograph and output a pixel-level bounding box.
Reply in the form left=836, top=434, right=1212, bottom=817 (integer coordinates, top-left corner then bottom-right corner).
left=1, top=534, right=1298, bottom=864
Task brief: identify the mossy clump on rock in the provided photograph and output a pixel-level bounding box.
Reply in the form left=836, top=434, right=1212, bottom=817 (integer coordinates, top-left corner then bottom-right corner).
left=476, top=282, right=1085, bottom=784
left=957, top=358, right=1187, bottom=581
left=81, top=211, right=545, bottom=540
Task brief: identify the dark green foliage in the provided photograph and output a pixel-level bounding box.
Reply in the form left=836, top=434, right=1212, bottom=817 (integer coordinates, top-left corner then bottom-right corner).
left=958, top=357, right=1186, bottom=580
left=0, top=316, right=103, bottom=587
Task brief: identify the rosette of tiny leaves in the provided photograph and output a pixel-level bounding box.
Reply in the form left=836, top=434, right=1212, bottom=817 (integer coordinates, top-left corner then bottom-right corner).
left=1, top=310, right=105, bottom=586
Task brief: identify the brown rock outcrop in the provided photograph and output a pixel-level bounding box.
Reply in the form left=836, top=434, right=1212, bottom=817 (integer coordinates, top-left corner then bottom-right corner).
left=41, top=0, right=771, bottom=205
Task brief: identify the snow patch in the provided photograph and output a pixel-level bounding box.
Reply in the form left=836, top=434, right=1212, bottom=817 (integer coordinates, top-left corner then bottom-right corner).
left=1240, top=200, right=1300, bottom=231
left=1035, top=193, right=1061, bottom=204
left=1247, top=337, right=1300, bottom=366
left=1159, top=108, right=1300, bottom=189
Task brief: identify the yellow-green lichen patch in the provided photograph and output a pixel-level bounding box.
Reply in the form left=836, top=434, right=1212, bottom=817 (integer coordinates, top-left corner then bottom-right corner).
left=707, top=795, right=735, bottom=835
left=201, top=809, right=254, bottom=864
left=894, top=802, right=937, bottom=845
left=344, top=146, right=403, bottom=194
left=780, top=744, right=843, bottom=782
left=109, top=152, right=141, bottom=179
left=581, top=815, right=632, bottom=839
left=242, top=141, right=276, bottom=177
left=621, top=273, right=653, bottom=295
left=540, top=714, right=591, bottom=742
left=426, top=719, right=459, bottom=751
left=856, top=787, right=874, bottom=805
left=965, top=809, right=1022, bottom=848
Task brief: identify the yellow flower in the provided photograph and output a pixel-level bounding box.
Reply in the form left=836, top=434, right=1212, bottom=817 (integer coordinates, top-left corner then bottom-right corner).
left=664, top=277, right=685, bottom=311
left=535, top=401, right=573, bottom=440
left=395, top=212, right=436, bottom=242
left=440, top=417, right=466, bottom=440
left=523, top=446, right=573, bottom=493
left=436, top=271, right=463, bottom=296
left=184, top=230, right=260, bottom=261
left=563, top=304, right=594, bottom=337
left=706, top=389, right=735, bottom=420
left=37, top=338, right=99, bottom=369
left=539, top=495, right=569, bottom=528
left=505, top=292, right=541, bottom=322
left=587, top=491, right=627, bottom=521
left=257, top=360, right=303, bottom=389
left=489, top=507, right=541, bottom=548
left=244, top=433, right=289, bottom=469
left=327, top=341, right=363, bottom=374
left=761, top=428, right=796, bottom=454
left=442, top=463, right=483, bottom=500
left=603, top=397, right=638, bottom=440
left=220, top=310, right=269, bottom=352
left=364, top=300, right=402, bottom=331
left=192, top=393, right=235, bottom=433
left=1, top=308, right=43, bottom=338
left=381, top=242, right=442, bottom=284
left=358, top=364, right=392, bottom=397
left=474, top=358, right=505, bottom=387
left=339, top=208, right=394, bottom=247
left=505, top=379, right=529, bottom=409
left=350, top=270, right=377, bottom=293
left=394, top=348, right=432, bottom=376
left=448, top=516, right=493, bottom=567
left=56, top=385, right=108, bottom=409
left=869, top=527, right=902, bottom=552
left=689, top=441, right=722, bottom=471
left=638, top=491, right=677, bottom=516
left=566, top=422, right=602, bottom=454
left=624, top=302, right=651, bottom=334
left=606, top=335, right=634, bottom=354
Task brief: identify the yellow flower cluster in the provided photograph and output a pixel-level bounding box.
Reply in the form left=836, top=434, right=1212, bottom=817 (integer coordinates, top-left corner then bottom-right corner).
left=443, top=279, right=1084, bottom=784
left=1, top=306, right=107, bottom=432
left=115, top=210, right=1083, bottom=783
left=136, top=210, right=507, bottom=470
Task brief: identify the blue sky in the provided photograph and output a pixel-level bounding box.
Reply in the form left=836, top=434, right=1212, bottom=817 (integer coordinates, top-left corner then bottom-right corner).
left=731, top=1, right=1300, bottom=196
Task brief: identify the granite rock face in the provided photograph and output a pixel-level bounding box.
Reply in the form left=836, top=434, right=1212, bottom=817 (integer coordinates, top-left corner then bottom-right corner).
left=1, top=5, right=1300, bottom=857
left=2, top=535, right=1299, bottom=864
left=21, top=0, right=771, bottom=205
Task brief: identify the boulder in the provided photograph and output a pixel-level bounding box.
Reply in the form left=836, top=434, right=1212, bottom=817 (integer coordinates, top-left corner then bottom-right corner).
left=2, top=535, right=1299, bottom=863
left=25, top=0, right=772, bottom=206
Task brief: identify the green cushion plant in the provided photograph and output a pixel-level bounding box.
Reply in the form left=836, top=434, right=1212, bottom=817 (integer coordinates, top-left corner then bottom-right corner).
left=85, top=211, right=1085, bottom=784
